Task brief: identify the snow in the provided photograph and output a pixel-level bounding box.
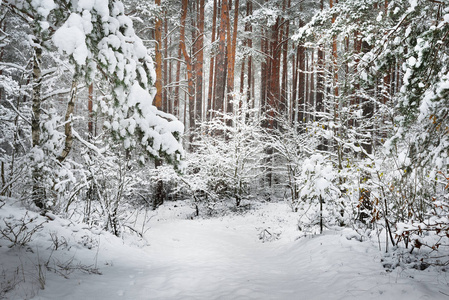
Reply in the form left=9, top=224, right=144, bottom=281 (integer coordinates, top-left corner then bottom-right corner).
left=408, top=0, right=418, bottom=12
left=52, top=13, right=90, bottom=65
left=1, top=200, right=447, bottom=300
left=30, top=0, right=55, bottom=18
left=408, top=56, right=417, bottom=67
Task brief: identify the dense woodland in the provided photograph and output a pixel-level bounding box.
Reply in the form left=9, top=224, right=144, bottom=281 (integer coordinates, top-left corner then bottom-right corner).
left=0, top=0, right=448, bottom=266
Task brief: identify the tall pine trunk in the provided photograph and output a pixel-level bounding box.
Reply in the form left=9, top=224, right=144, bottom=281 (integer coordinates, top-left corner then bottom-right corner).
left=153, top=0, right=165, bottom=208
left=214, top=0, right=229, bottom=114
left=246, top=0, right=253, bottom=106
left=226, top=0, right=239, bottom=116
left=195, top=0, right=205, bottom=122
left=180, top=0, right=194, bottom=143
left=207, top=0, right=218, bottom=119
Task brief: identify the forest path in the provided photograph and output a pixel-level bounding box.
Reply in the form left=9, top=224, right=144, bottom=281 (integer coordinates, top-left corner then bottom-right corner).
left=34, top=202, right=448, bottom=300
left=139, top=216, right=445, bottom=300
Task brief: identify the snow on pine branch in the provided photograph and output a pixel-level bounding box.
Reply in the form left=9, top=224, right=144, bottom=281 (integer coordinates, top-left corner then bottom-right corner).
left=48, top=0, right=184, bottom=165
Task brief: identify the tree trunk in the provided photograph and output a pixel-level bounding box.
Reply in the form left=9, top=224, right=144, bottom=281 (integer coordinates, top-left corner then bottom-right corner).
left=320, top=195, right=323, bottom=234
left=297, top=40, right=305, bottom=124
left=174, top=42, right=182, bottom=118
left=246, top=0, right=253, bottom=106
left=267, top=16, right=281, bottom=128
left=88, top=83, right=94, bottom=138
left=226, top=0, right=239, bottom=116
left=58, top=79, right=77, bottom=163
left=281, top=0, right=290, bottom=118
left=168, top=33, right=173, bottom=114
left=195, top=0, right=205, bottom=122
left=239, top=56, right=245, bottom=96
left=316, top=0, right=324, bottom=115
left=207, top=0, right=218, bottom=119
left=214, top=0, right=229, bottom=114
left=190, top=0, right=198, bottom=141
left=180, top=0, right=194, bottom=143
left=260, top=29, right=268, bottom=115
left=291, top=44, right=297, bottom=123
left=163, top=14, right=169, bottom=113
left=331, top=0, right=338, bottom=99
left=153, top=0, right=165, bottom=208
left=31, top=42, right=44, bottom=209
left=154, top=0, right=163, bottom=110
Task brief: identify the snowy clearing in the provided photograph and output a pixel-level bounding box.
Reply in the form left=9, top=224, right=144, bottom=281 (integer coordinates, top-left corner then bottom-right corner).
left=1, top=201, right=448, bottom=300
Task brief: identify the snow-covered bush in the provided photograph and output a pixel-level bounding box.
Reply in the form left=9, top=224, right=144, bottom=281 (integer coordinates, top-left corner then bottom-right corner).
left=266, top=118, right=310, bottom=211
left=142, top=164, right=184, bottom=207
left=396, top=191, right=449, bottom=263
left=296, top=153, right=343, bottom=233
left=186, top=107, right=265, bottom=207
left=0, top=210, right=46, bottom=248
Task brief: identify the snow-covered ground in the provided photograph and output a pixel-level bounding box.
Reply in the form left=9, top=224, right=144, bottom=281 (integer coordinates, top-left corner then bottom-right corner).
left=1, top=200, right=448, bottom=299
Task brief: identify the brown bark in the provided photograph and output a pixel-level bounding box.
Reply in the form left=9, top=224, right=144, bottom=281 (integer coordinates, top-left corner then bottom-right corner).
left=168, top=35, right=173, bottom=114
left=260, top=29, right=268, bottom=113
left=246, top=1, right=253, bottom=105
left=214, top=0, right=229, bottom=113
left=303, top=49, right=311, bottom=121
left=316, top=0, right=324, bottom=114
left=331, top=0, right=338, bottom=97
left=195, top=0, right=205, bottom=122
left=207, top=0, right=218, bottom=119
left=239, top=56, right=245, bottom=96
left=308, top=50, right=314, bottom=123
left=281, top=0, right=290, bottom=117
left=180, top=0, right=194, bottom=140
left=190, top=1, right=198, bottom=136
left=291, top=44, right=297, bottom=123
left=267, top=17, right=281, bottom=128
left=174, top=42, right=182, bottom=118
left=163, top=14, right=169, bottom=112
left=154, top=0, right=163, bottom=110
left=298, top=42, right=305, bottom=123
left=330, top=0, right=338, bottom=121
left=350, top=30, right=362, bottom=127
left=226, top=0, right=239, bottom=115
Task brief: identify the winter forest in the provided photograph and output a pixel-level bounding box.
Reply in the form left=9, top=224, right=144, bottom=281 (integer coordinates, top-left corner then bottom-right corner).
left=0, top=0, right=449, bottom=298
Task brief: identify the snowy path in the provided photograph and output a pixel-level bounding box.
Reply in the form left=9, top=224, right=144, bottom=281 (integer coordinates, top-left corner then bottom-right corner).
left=33, top=203, right=449, bottom=300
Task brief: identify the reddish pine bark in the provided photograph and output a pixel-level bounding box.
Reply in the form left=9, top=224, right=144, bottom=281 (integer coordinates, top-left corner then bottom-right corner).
left=180, top=0, right=194, bottom=138
left=260, top=29, right=268, bottom=112
left=195, top=0, right=205, bottom=122
left=246, top=0, right=253, bottom=105
left=174, top=44, right=182, bottom=118
left=163, top=14, right=168, bottom=112
left=214, top=0, right=229, bottom=113
left=226, top=0, right=239, bottom=115
left=281, top=0, right=290, bottom=117
left=207, top=0, right=218, bottom=119
left=154, top=0, right=163, bottom=110
left=267, top=17, right=281, bottom=128
left=316, top=0, right=324, bottom=114
left=298, top=42, right=305, bottom=123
